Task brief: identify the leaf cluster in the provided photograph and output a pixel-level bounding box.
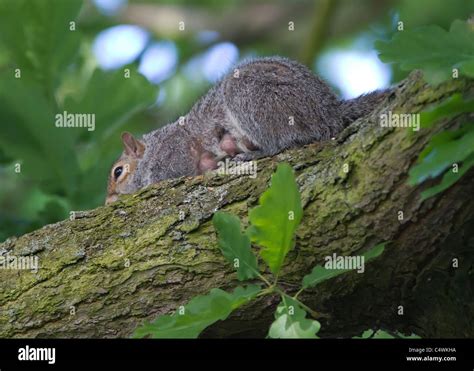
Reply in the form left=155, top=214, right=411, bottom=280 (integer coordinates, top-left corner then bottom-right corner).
left=134, top=164, right=386, bottom=338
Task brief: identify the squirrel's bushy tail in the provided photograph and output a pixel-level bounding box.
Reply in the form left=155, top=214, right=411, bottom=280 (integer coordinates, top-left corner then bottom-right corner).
left=340, top=90, right=390, bottom=126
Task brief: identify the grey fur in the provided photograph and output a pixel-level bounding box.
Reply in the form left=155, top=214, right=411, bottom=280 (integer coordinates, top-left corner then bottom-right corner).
left=126, top=56, right=388, bottom=192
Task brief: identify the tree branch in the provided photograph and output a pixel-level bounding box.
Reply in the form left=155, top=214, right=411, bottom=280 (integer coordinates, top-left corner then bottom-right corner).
left=1, top=73, right=473, bottom=338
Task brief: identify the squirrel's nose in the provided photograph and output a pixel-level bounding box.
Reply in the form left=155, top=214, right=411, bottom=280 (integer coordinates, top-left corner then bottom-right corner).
left=105, top=194, right=118, bottom=205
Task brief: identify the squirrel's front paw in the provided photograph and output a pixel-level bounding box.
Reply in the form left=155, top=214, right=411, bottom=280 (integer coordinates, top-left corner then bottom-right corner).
left=198, top=151, right=218, bottom=173
left=219, top=133, right=240, bottom=157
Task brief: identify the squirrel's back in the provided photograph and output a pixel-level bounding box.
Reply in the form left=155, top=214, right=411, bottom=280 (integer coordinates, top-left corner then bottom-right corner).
left=219, top=56, right=388, bottom=155
left=217, top=56, right=345, bottom=154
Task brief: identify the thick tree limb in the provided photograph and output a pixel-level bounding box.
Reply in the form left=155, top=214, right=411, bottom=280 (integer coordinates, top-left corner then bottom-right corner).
left=1, top=73, right=473, bottom=338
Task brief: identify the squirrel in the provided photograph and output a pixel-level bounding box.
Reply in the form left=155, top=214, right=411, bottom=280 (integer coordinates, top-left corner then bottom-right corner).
left=105, top=56, right=387, bottom=204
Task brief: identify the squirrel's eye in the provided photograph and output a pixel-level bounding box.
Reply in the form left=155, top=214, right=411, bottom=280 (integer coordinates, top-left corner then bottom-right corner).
left=113, top=166, right=123, bottom=180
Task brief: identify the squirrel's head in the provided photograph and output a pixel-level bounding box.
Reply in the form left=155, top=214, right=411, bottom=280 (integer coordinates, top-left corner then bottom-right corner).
left=105, top=132, right=146, bottom=204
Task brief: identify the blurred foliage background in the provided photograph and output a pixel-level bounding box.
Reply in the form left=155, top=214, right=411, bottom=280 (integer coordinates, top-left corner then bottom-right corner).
left=0, top=0, right=472, bottom=241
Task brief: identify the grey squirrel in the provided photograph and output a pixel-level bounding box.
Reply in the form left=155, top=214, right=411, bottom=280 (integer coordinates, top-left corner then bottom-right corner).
left=106, top=56, right=387, bottom=204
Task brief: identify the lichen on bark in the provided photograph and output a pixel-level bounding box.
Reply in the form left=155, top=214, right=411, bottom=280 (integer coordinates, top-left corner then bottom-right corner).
left=0, top=73, right=473, bottom=338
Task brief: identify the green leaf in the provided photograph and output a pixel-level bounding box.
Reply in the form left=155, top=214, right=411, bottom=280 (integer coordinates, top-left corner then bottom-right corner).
left=355, top=329, right=375, bottom=339
left=0, top=0, right=83, bottom=95
left=212, top=211, right=259, bottom=281
left=420, top=94, right=474, bottom=129
left=396, top=332, right=422, bottom=339
left=458, top=59, right=474, bottom=76
left=421, top=152, right=474, bottom=200
left=268, top=295, right=320, bottom=339
left=302, top=243, right=386, bottom=289
left=417, top=129, right=466, bottom=163
left=353, top=329, right=394, bottom=339
left=63, top=68, right=158, bottom=143
left=247, top=163, right=302, bottom=275
left=354, top=329, right=421, bottom=339
left=362, top=242, right=386, bottom=260
left=0, top=147, right=13, bottom=165
left=0, top=75, right=80, bottom=195
left=375, top=20, right=474, bottom=84
left=408, top=125, right=474, bottom=185
left=409, top=94, right=474, bottom=199
left=372, top=330, right=395, bottom=339
left=133, top=285, right=261, bottom=339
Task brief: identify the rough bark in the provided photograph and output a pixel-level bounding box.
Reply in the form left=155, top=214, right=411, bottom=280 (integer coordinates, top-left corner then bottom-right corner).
left=0, top=73, right=473, bottom=338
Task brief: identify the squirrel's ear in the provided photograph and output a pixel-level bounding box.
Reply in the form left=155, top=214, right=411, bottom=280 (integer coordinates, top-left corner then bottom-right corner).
left=121, top=132, right=145, bottom=158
